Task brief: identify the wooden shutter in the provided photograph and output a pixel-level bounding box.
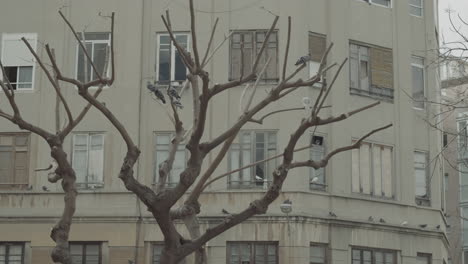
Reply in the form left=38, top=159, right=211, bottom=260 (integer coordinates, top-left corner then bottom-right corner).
left=359, top=143, right=371, bottom=194
left=349, top=44, right=359, bottom=89
left=263, top=31, right=278, bottom=81
left=372, top=145, right=383, bottom=196
left=88, top=134, right=104, bottom=184
left=72, top=134, right=89, bottom=183
left=351, top=148, right=360, bottom=193
left=309, top=33, right=326, bottom=62
left=382, top=146, right=393, bottom=198
left=370, top=46, right=393, bottom=89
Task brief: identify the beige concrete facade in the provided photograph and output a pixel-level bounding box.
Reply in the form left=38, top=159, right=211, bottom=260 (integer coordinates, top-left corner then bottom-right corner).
left=0, top=0, right=447, bottom=263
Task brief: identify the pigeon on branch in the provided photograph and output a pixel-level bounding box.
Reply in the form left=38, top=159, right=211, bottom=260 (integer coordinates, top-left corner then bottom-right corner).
left=146, top=81, right=166, bottom=104
left=295, top=54, right=311, bottom=66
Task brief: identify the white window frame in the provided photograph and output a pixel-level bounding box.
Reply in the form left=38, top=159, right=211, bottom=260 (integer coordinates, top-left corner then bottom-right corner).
left=71, top=132, right=105, bottom=189
left=349, top=43, right=371, bottom=92
left=0, top=242, right=25, bottom=264
left=409, top=0, right=423, bottom=17
left=310, top=134, right=326, bottom=191
left=310, top=243, right=328, bottom=264
left=74, top=32, right=111, bottom=85
left=357, top=0, right=392, bottom=8
left=411, top=56, right=426, bottom=110
left=155, top=32, right=190, bottom=84
left=351, top=140, right=394, bottom=199
left=414, top=150, right=430, bottom=205
left=0, top=33, right=37, bottom=92
left=153, top=132, right=187, bottom=188
left=228, top=130, right=277, bottom=189
left=458, top=115, right=468, bottom=203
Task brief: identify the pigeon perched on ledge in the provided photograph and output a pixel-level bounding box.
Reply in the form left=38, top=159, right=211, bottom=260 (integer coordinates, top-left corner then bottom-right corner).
left=295, top=54, right=311, bottom=66
left=146, top=81, right=166, bottom=104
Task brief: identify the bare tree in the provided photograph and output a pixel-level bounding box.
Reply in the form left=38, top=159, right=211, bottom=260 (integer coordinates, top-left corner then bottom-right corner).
left=0, top=2, right=392, bottom=264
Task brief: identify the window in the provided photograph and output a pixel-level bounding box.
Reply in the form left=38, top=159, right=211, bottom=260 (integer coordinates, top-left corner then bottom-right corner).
left=0, top=134, right=29, bottom=186
left=359, top=0, right=392, bottom=8
left=1, top=33, right=36, bottom=90
left=76, top=32, right=110, bottom=83
left=416, top=253, right=432, bottom=264
left=228, top=131, right=277, bottom=189
left=351, top=248, right=396, bottom=264
left=309, top=33, right=327, bottom=82
left=72, top=133, right=105, bottom=188
left=310, top=135, right=326, bottom=190
left=412, top=56, right=425, bottom=109
left=458, top=117, right=468, bottom=201
left=351, top=141, right=393, bottom=198
left=156, top=33, right=190, bottom=84
left=0, top=243, right=24, bottom=264
left=154, top=133, right=186, bottom=187
left=349, top=42, right=394, bottom=100
left=464, top=251, right=468, bottom=264
left=310, top=244, right=327, bottom=264
left=152, top=243, right=163, bottom=264
left=70, top=242, right=101, bottom=264
left=227, top=242, right=277, bottom=264
left=415, top=151, right=430, bottom=206
left=230, top=30, right=278, bottom=82
left=409, top=0, right=423, bottom=16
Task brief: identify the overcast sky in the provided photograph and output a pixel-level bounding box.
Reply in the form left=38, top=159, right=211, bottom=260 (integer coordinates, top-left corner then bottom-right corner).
left=439, top=0, right=468, bottom=44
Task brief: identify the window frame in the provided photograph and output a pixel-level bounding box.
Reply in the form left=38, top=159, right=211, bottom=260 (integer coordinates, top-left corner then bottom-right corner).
left=416, top=252, right=432, bottom=264
left=414, top=150, right=430, bottom=206
left=229, top=29, right=279, bottom=83
left=308, top=32, right=327, bottom=86
left=0, top=242, right=25, bottom=264
left=409, top=0, right=424, bottom=17
left=0, top=133, right=30, bottom=187
left=153, top=132, right=187, bottom=188
left=310, top=134, right=327, bottom=191
left=457, top=114, right=468, bottom=202
left=357, top=0, right=392, bottom=8
left=74, top=32, right=111, bottom=85
left=69, top=242, right=102, bottom=264
left=411, top=55, right=426, bottom=109
left=227, top=130, right=277, bottom=189
left=155, top=32, right=191, bottom=84
left=152, top=242, right=164, bottom=264
left=226, top=241, right=278, bottom=264
left=310, top=243, right=328, bottom=264
left=351, top=247, right=397, bottom=264
left=71, top=132, right=105, bottom=189
left=0, top=33, right=37, bottom=91
left=351, top=140, right=395, bottom=199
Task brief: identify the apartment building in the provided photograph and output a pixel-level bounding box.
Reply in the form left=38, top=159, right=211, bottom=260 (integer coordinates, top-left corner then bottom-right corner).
left=0, top=0, right=447, bottom=263
left=441, top=58, right=468, bottom=264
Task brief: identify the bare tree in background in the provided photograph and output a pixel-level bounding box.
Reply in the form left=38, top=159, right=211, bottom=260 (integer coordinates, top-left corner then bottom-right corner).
left=0, top=1, right=392, bottom=263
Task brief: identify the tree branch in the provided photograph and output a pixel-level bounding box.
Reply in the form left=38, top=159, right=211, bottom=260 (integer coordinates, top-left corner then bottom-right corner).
left=201, top=18, right=219, bottom=67
left=282, top=16, right=291, bottom=81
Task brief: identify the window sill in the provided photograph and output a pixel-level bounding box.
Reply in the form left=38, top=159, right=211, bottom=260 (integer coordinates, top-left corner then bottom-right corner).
left=355, top=0, right=392, bottom=9
left=350, top=87, right=394, bottom=102
left=415, top=197, right=431, bottom=207
left=351, top=192, right=395, bottom=201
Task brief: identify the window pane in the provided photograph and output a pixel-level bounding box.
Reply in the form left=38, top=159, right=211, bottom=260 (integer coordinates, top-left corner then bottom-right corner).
left=372, top=0, right=390, bottom=7
left=310, top=245, right=325, bottom=263
left=410, top=6, right=423, bottom=16
left=153, top=245, right=163, bottom=264
left=375, top=252, right=384, bottom=264
left=409, top=0, right=422, bottom=6
left=77, top=43, right=93, bottom=82
left=5, top=66, right=18, bottom=85
left=174, top=35, right=188, bottom=81
left=360, top=143, right=371, bottom=194
left=93, top=43, right=108, bottom=79
left=412, top=65, right=424, bottom=108
left=18, top=66, right=33, bottom=83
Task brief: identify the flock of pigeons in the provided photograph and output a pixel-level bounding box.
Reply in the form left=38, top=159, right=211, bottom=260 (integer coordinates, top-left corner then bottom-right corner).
left=147, top=81, right=183, bottom=109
